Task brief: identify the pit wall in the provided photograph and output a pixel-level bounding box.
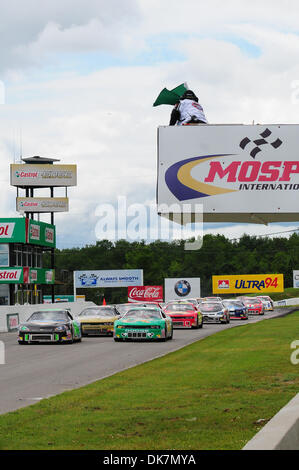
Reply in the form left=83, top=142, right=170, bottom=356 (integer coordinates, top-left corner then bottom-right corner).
left=0, top=301, right=96, bottom=333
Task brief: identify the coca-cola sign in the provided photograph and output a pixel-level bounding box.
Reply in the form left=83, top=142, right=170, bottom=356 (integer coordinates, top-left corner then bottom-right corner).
left=128, top=286, right=163, bottom=303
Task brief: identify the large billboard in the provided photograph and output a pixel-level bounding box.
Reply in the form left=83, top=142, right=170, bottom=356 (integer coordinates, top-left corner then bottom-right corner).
left=11, top=164, right=77, bottom=187
left=157, top=125, right=299, bottom=223
left=164, top=278, right=201, bottom=302
left=74, top=270, right=143, bottom=289
left=17, top=197, right=69, bottom=213
left=212, top=274, right=284, bottom=294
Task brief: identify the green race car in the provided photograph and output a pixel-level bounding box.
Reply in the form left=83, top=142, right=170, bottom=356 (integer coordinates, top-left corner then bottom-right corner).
left=114, top=307, right=173, bottom=342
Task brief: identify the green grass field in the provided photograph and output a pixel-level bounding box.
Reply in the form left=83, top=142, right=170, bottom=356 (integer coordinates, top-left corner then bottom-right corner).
left=1, top=311, right=299, bottom=450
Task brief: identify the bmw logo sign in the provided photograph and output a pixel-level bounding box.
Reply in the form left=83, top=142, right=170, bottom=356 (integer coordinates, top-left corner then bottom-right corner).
left=174, top=280, right=191, bottom=297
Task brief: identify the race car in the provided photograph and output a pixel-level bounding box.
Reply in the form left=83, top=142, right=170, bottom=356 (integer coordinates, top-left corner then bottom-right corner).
left=257, top=296, right=274, bottom=311
left=114, top=306, right=173, bottom=341
left=18, top=309, right=82, bottom=344
left=163, top=302, right=203, bottom=329
left=78, top=305, right=120, bottom=336
left=222, top=299, right=248, bottom=320
left=199, top=302, right=230, bottom=324
left=238, top=297, right=264, bottom=315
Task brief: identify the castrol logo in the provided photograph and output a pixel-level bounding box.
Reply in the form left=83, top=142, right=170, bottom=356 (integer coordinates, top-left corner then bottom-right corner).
left=0, top=223, right=15, bottom=238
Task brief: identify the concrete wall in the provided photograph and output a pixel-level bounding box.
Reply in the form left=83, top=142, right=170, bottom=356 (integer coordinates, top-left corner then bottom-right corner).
left=243, top=393, right=299, bottom=450
left=274, top=298, right=299, bottom=307
left=0, top=301, right=96, bottom=332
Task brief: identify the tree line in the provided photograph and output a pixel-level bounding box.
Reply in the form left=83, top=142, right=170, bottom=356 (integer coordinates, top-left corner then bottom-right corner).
left=43, top=233, right=299, bottom=305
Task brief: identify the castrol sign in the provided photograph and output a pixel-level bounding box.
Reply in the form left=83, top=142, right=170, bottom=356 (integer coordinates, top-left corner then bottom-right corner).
left=0, top=268, right=23, bottom=283
left=157, top=124, right=299, bottom=223
left=0, top=223, right=15, bottom=239
left=128, top=286, right=163, bottom=303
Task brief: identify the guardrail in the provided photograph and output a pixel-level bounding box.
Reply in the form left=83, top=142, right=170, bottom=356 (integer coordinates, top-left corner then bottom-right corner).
left=243, top=393, right=299, bottom=450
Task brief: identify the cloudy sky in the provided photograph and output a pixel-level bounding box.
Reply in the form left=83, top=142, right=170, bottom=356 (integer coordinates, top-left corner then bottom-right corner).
left=1, top=0, right=299, bottom=248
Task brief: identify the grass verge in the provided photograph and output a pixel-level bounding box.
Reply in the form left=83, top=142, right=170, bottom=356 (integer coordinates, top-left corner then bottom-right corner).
left=1, top=312, right=299, bottom=450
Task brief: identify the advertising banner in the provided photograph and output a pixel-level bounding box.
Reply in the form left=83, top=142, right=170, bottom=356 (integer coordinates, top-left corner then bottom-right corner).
left=157, top=124, right=299, bottom=223
left=0, top=267, right=54, bottom=284
left=293, top=270, right=299, bottom=288
left=212, top=274, right=284, bottom=294
left=17, top=197, right=69, bottom=213
left=74, top=270, right=143, bottom=289
left=27, top=220, right=56, bottom=248
left=128, top=286, right=163, bottom=303
left=0, top=218, right=27, bottom=243
left=0, top=268, right=24, bottom=283
left=7, top=314, right=19, bottom=331
left=0, top=218, right=56, bottom=248
left=11, top=164, right=77, bottom=187
left=164, top=278, right=201, bottom=302
left=29, top=268, right=55, bottom=284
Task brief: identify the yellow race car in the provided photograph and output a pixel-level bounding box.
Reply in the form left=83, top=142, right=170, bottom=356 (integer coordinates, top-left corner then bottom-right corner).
left=77, top=305, right=120, bottom=336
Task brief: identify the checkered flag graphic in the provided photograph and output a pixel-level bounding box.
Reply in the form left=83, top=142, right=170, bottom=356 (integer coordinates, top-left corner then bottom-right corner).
left=239, top=128, right=282, bottom=158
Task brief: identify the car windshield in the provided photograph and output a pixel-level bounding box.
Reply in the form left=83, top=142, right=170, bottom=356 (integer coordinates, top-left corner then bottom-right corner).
left=200, top=304, right=222, bottom=312
left=28, top=311, right=69, bottom=322
left=122, top=309, right=162, bottom=320
left=244, top=298, right=260, bottom=304
left=79, top=307, right=115, bottom=317
left=116, top=304, right=136, bottom=315
left=223, top=301, right=244, bottom=308
left=166, top=303, right=195, bottom=312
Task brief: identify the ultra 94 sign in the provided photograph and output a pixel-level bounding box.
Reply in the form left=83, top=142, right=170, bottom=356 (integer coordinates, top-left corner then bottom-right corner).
left=212, top=274, right=284, bottom=294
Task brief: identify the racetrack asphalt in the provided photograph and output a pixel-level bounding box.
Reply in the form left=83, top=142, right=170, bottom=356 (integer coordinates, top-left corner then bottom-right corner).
left=0, top=308, right=294, bottom=415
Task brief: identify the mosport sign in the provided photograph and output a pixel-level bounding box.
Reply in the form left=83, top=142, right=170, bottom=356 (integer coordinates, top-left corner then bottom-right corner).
left=128, top=286, right=163, bottom=303
left=212, top=274, right=284, bottom=294
left=157, top=124, right=299, bottom=223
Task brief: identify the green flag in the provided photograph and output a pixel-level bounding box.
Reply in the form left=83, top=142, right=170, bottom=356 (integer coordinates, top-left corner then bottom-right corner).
left=153, top=83, right=188, bottom=107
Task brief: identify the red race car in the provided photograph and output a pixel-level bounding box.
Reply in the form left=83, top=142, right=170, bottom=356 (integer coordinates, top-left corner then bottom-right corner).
left=239, top=297, right=264, bottom=315
left=164, top=302, right=203, bottom=329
